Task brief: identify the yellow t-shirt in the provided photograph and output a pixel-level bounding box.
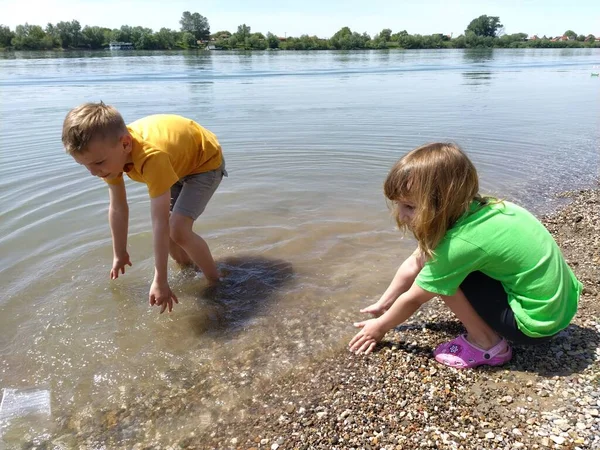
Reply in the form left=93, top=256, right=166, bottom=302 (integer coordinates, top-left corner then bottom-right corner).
left=107, top=114, right=222, bottom=198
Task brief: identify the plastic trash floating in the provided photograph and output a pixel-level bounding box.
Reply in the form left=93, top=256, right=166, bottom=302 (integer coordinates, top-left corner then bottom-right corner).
left=0, top=388, right=51, bottom=421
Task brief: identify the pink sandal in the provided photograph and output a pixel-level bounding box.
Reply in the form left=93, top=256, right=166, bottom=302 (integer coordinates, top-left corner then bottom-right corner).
left=433, top=335, right=512, bottom=369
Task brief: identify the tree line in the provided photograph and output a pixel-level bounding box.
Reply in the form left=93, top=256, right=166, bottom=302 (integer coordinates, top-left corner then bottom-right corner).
left=1, top=13, right=598, bottom=51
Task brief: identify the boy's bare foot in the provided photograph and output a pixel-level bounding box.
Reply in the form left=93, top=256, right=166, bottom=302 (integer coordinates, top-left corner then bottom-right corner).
left=206, top=271, right=225, bottom=286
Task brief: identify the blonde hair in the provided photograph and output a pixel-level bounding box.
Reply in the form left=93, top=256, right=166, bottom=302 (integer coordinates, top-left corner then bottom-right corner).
left=62, top=102, right=126, bottom=155
left=384, top=142, right=487, bottom=259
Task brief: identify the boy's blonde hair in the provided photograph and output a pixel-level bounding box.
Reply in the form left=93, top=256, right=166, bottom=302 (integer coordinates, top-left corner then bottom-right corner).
left=62, top=102, right=127, bottom=155
left=384, top=142, right=486, bottom=259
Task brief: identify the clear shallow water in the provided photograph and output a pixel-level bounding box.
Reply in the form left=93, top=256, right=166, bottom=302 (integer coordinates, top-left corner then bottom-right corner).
left=0, top=48, right=599, bottom=445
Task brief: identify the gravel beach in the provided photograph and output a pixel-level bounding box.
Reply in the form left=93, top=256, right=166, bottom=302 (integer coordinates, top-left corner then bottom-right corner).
left=36, top=187, right=600, bottom=449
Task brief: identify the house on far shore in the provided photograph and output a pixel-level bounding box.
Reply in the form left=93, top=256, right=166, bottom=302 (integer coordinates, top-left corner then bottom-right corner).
left=109, top=42, right=134, bottom=50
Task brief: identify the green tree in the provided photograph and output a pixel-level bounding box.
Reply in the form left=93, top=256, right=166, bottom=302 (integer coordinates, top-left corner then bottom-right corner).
left=266, top=32, right=280, bottom=49
left=563, top=30, right=577, bottom=40
left=211, top=30, right=231, bottom=40
left=0, top=25, right=14, bottom=47
left=178, top=31, right=197, bottom=49
left=82, top=26, right=106, bottom=49
left=180, top=11, right=210, bottom=41
left=330, top=27, right=370, bottom=50
left=249, top=32, right=267, bottom=50
left=137, top=32, right=158, bottom=49
left=55, top=20, right=82, bottom=48
left=44, top=23, right=61, bottom=47
left=466, top=15, right=502, bottom=37
left=111, top=25, right=132, bottom=43
left=451, top=35, right=467, bottom=48
left=369, top=33, right=388, bottom=49
left=129, top=26, right=155, bottom=49
left=576, top=34, right=585, bottom=42
left=155, top=28, right=178, bottom=49
left=214, top=36, right=232, bottom=49
left=12, top=23, right=52, bottom=50
left=102, top=28, right=113, bottom=45
left=379, top=28, right=392, bottom=42
left=234, top=24, right=252, bottom=41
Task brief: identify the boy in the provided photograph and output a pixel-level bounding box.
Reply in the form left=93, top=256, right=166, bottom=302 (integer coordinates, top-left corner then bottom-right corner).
left=62, top=102, right=226, bottom=313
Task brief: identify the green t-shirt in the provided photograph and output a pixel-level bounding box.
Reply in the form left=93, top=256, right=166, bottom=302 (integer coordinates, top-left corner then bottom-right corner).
left=416, top=201, right=581, bottom=338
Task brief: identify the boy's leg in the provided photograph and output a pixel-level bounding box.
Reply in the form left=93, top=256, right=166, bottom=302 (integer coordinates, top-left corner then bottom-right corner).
left=168, top=181, right=194, bottom=266
left=169, top=237, right=194, bottom=266
left=169, top=162, right=226, bottom=282
left=170, top=213, right=220, bottom=281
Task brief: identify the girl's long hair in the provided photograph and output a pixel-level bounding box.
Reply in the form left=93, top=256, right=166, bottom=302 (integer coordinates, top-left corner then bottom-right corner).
left=384, top=142, right=486, bottom=258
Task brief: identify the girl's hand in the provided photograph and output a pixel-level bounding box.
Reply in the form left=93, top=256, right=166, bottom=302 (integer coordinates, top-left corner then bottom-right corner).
left=360, top=301, right=389, bottom=317
left=349, top=319, right=387, bottom=354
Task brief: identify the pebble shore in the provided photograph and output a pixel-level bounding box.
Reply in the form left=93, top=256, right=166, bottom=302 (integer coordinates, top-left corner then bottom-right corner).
left=32, top=187, right=600, bottom=449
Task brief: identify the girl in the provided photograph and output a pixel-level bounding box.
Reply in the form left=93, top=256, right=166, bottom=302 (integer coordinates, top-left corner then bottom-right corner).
left=349, top=143, right=581, bottom=368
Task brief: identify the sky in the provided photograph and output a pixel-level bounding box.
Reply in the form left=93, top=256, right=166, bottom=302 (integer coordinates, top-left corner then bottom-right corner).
left=1, top=0, right=598, bottom=38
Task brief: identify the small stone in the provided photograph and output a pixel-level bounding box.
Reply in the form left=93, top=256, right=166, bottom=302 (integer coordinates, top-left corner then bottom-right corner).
left=230, top=438, right=238, bottom=445
left=501, top=396, right=514, bottom=404
left=271, top=444, right=279, bottom=450
left=550, top=436, right=565, bottom=445
left=541, top=437, right=550, bottom=447
left=316, top=411, right=328, bottom=419
left=485, top=432, right=495, bottom=440
left=513, top=428, right=523, bottom=436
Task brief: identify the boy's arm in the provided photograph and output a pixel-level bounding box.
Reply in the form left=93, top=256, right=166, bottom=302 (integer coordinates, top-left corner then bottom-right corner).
left=108, top=179, right=132, bottom=279
left=361, top=248, right=428, bottom=316
left=349, top=282, right=434, bottom=354
left=149, top=191, right=178, bottom=313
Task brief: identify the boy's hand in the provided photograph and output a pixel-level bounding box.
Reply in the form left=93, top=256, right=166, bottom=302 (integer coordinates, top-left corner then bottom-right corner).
left=110, top=252, right=132, bottom=279
left=149, top=279, right=179, bottom=314
left=349, top=319, right=387, bottom=355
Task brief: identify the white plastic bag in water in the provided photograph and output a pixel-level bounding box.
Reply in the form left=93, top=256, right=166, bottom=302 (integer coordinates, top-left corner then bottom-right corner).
left=0, top=388, right=51, bottom=421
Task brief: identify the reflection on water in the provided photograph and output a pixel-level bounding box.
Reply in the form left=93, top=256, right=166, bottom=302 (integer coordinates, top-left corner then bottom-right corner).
left=0, top=48, right=598, bottom=446
left=462, top=71, right=494, bottom=85
left=463, top=47, right=496, bottom=64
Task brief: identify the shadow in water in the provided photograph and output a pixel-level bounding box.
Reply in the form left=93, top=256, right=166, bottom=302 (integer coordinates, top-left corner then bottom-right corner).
left=186, top=255, right=295, bottom=336
left=382, top=320, right=598, bottom=376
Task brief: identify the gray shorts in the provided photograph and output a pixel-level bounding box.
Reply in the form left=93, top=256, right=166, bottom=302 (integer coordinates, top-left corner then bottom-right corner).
left=170, top=160, right=227, bottom=220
